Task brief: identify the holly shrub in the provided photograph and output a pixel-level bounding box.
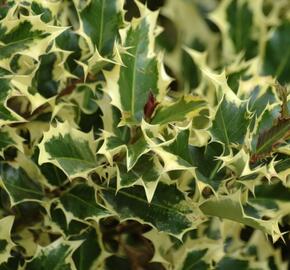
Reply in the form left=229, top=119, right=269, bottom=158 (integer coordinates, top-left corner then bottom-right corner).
left=0, top=0, right=290, bottom=269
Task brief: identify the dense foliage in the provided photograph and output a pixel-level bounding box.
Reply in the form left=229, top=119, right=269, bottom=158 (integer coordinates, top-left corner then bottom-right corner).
left=1, top=0, right=290, bottom=269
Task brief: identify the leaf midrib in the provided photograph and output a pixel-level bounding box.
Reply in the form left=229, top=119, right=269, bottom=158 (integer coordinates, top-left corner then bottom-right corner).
left=106, top=187, right=188, bottom=217
left=54, top=156, right=96, bottom=166
left=2, top=31, right=46, bottom=47
left=53, top=248, right=70, bottom=270
left=0, top=138, right=14, bottom=147
left=219, top=105, right=230, bottom=146
left=184, top=257, right=205, bottom=270
left=62, top=192, right=107, bottom=216
left=130, top=42, right=138, bottom=118
left=98, top=0, right=105, bottom=52
left=152, top=100, right=205, bottom=124
left=4, top=181, right=43, bottom=198
left=256, top=121, right=290, bottom=154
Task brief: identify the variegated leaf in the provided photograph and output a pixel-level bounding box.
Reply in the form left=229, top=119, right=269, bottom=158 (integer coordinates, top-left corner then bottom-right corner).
left=25, top=239, right=81, bottom=270
left=102, top=182, right=205, bottom=238
left=151, top=96, right=208, bottom=125
left=104, top=4, right=171, bottom=125
left=38, top=121, right=97, bottom=178
left=58, top=184, right=110, bottom=223
left=79, top=0, right=124, bottom=56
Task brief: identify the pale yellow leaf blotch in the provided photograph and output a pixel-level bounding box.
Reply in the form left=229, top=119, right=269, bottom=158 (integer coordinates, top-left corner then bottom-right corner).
left=0, top=216, right=15, bottom=264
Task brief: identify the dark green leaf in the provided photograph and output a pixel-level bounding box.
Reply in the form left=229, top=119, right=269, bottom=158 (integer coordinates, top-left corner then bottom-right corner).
left=0, top=21, right=48, bottom=59
left=25, top=239, right=78, bottom=270
left=102, top=182, right=202, bottom=237
left=60, top=184, right=109, bottom=221
left=216, top=257, right=248, bottom=270
left=0, top=164, right=44, bottom=204
left=72, top=228, right=102, bottom=270
left=80, top=0, right=122, bottom=55
left=181, top=249, right=209, bottom=270
left=152, top=96, right=207, bottom=125
left=263, top=22, right=290, bottom=83
left=226, top=0, right=257, bottom=59
left=210, top=97, right=250, bottom=146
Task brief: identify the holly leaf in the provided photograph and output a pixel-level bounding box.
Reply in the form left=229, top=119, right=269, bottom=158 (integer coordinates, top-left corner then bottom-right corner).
left=25, top=239, right=81, bottom=270
left=126, top=135, right=149, bottom=170
left=178, top=249, right=209, bottom=270
left=0, top=163, right=44, bottom=205
left=79, top=0, right=124, bottom=56
left=72, top=228, right=105, bottom=270
left=216, top=257, right=249, bottom=270
left=0, top=79, right=24, bottom=126
left=263, top=21, right=290, bottom=84
left=104, top=4, right=170, bottom=125
left=210, top=95, right=250, bottom=146
left=38, top=121, right=97, bottom=178
left=102, top=182, right=204, bottom=238
left=250, top=104, right=283, bottom=160
left=117, top=154, right=162, bottom=202
left=0, top=126, right=23, bottom=157
left=226, top=0, right=257, bottom=58
left=59, top=184, right=110, bottom=223
left=151, top=96, right=207, bottom=125
left=0, top=14, right=66, bottom=61
left=252, top=118, right=290, bottom=161
left=190, top=142, right=225, bottom=190
left=99, top=131, right=148, bottom=170
left=200, top=191, right=281, bottom=241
